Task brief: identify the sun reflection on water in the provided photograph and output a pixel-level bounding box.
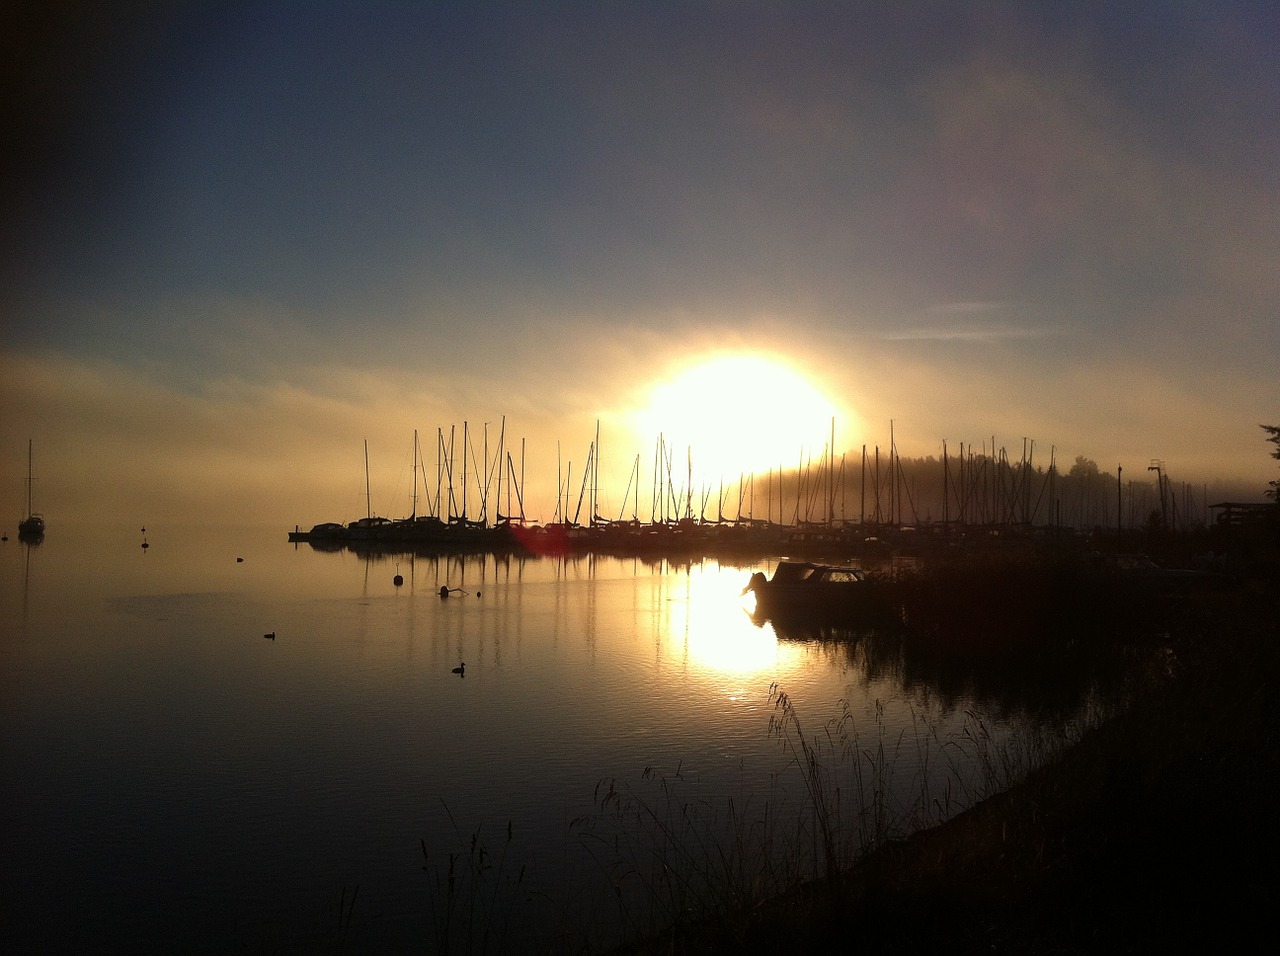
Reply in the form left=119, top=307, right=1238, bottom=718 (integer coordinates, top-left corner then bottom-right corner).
left=663, top=562, right=801, bottom=678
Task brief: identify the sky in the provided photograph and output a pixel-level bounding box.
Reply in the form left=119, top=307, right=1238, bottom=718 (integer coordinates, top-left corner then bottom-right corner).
left=3, top=1, right=1278, bottom=529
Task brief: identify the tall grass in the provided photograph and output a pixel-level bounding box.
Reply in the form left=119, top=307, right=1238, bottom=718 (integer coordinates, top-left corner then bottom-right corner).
left=571, top=762, right=799, bottom=945
left=764, top=689, right=1041, bottom=876
left=415, top=689, right=1112, bottom=953
left=421, top=804, right=527, bottom=954
left=561, top=688, right=1106, bottom=950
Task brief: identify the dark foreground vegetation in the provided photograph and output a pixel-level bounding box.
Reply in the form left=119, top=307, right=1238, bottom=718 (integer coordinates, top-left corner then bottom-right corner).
left=614, top=521, right=1280, bottom=954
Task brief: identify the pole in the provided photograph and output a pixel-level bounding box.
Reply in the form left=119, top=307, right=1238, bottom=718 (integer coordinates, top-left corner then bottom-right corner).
left=1117, top=465, right=1123, bottom=543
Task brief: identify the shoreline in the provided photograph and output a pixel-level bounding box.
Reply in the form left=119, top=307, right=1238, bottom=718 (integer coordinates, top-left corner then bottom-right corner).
left=612, top=554, right=1280, bottom=953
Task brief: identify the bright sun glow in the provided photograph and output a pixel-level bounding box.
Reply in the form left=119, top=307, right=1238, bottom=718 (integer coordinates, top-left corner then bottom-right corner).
left=666, top=563, right=803, bottom=675
left=631, top=352, right=850, bottom=488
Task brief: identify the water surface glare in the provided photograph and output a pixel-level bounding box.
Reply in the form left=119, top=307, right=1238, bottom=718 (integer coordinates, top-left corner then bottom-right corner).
left=2, top=525, right=1037, bottom=951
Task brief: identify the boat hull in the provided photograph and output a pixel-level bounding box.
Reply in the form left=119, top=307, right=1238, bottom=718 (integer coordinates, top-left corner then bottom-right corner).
left=745, top=560, right=886, bottom=626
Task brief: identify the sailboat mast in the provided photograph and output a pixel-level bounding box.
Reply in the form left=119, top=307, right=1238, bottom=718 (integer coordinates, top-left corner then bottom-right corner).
left=889, top=420, right=896, bottom=526
left=496, top=416, right=506, bottom=523
left=828, top=417, right=835, bottom=526
left=364, top=439, right=371, bottom=519
left=686, top=446, right=692, bottom=520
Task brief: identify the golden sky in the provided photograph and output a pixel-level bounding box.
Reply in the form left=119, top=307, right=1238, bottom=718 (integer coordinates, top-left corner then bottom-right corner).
left=3, top=3, right=1277, bottom=528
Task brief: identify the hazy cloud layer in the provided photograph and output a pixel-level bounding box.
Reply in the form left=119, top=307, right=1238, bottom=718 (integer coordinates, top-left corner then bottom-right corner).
left=3, top=3, right=1277, bottom=524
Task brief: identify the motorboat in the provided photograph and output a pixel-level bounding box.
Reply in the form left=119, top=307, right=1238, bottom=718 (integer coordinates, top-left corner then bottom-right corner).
left=743, top=559, right=870, bottom=619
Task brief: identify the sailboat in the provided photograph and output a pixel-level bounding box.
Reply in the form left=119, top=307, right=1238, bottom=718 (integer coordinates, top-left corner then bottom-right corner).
left=18, top=439, right=45, bottom=539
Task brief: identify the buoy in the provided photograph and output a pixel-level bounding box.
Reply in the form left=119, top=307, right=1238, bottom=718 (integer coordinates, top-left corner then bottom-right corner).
left=393, top=573, right=404, bottom=587
left=451, top=662, right=465, bottom=675
left=263, top=632, right=275, bottom=640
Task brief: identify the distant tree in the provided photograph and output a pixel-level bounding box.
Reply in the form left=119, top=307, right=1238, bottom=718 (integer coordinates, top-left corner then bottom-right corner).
left=1068, top=455, right=1099, bottom=479
left=1263, top=424, right=1280, bottom=501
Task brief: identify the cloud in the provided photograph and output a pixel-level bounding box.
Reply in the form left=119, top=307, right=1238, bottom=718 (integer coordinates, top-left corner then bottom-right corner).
left=3, top=5, right=1276, bottom=517
left=879, top=301, right=1065, bottom=342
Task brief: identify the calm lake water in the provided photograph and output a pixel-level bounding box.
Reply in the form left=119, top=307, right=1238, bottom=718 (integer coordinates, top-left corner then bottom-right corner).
left=1, top=524, right=1093, bottom=952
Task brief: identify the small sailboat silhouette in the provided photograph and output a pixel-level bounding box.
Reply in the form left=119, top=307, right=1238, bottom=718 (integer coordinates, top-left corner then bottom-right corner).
left=18, top=440, right=44, bottom=540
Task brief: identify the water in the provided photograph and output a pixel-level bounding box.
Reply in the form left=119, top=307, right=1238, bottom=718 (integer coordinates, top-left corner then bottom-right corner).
left=1, top=525, right=1080, bottom=952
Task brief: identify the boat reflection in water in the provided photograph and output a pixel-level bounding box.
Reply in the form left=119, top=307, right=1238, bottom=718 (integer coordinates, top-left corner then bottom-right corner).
left=746, top=555, right=1160, bottom=724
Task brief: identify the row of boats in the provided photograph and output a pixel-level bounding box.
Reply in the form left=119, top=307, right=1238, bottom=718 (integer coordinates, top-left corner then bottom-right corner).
left=287, top=514, right=916, bottom=558
left=289, top=511, right=882, bottom=622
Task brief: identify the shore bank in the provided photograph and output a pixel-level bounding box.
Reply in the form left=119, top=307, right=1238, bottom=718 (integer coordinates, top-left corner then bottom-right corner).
left=614, top=556, right=1280, bottom=953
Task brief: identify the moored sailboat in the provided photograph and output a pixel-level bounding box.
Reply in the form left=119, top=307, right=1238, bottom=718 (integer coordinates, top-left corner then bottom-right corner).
left=18, top=439, right=44, bottom=539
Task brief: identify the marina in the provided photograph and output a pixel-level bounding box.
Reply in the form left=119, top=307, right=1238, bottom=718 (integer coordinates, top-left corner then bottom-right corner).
left=286, top=423, right=1231, bottom=565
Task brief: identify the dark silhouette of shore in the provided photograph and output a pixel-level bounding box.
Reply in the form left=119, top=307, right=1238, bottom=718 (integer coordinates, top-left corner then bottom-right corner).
left=612, top=524, right=1280, bottom=953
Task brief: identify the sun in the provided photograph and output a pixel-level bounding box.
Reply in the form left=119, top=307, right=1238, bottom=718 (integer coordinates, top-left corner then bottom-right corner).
left=629, top=352, right=852, bottom=496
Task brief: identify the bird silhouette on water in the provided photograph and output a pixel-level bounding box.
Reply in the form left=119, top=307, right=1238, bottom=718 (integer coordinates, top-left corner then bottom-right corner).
left=451, top=662, right=465, bottom=676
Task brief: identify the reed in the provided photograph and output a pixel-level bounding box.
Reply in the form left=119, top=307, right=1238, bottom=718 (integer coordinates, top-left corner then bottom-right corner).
left=421, top=804, right=526, bottom=954
left=764, top=690, right=1072, bottom=874
left=571, top=763, right=801, bottom=945
left=560, top=687, right=1102, bottom=951
left=414, top=656, right=1123, bottom=953
left=333, top=883, right=359, bottom=954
